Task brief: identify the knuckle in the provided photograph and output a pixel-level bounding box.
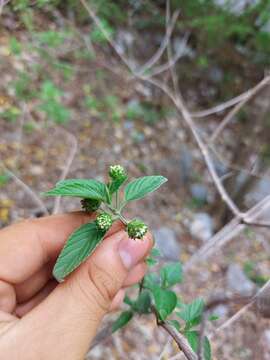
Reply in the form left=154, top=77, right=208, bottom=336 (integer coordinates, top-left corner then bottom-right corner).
left=88, top=260, right=121, bottom=304
left=68, top=275, right=109, bottom=317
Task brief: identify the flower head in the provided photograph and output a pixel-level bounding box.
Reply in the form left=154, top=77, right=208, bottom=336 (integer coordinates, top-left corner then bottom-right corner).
left=109, top=165, right=126, bottom=180
left=81, top=198, right=101, bottom=212
left=96, top=212, right=113, bottom=231
left=127, top=219, right=148, bottom=240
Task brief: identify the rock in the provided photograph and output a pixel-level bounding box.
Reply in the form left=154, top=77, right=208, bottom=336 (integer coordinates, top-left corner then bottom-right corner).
left=190, top=213, right=214, bottom=242
left=260, top=329, right=270, bottom=360
left=190, top=183, right=208, bottom=203
left=226, top=264, right=256, bottom=296
left=208, top=66, right=224, bottom=83
left=153, top=227, right=181, bottom=261
left=247, top=177, right=270, bottom=203
left=212, top=304, right=229, bottom=318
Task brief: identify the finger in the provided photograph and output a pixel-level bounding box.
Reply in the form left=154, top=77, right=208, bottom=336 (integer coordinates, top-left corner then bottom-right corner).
left=15, top=262, right=54, bottom=303
left=15, top=280, right=57, bottom=318
left=0, top=213, right=124, bottom=284
left=109, top=289, right=126, bottom=312
left=123, top=262, right=147, bottom=287
left=11, top=231, right=153, bottom=359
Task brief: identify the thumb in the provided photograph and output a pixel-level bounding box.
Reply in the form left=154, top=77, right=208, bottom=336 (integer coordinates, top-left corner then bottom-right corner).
left=12, top=230, right=152, bottom=360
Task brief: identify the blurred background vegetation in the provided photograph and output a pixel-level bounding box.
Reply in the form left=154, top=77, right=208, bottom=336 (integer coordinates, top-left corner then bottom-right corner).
left=1, top=1, right=270, bottom=359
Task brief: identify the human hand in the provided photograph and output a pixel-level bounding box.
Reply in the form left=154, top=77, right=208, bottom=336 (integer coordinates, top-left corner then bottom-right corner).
left=0, top=212, right=152, bottom=359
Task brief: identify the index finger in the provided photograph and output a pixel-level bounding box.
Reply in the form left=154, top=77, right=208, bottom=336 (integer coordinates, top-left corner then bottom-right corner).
left=0, top=212, right=124, bottom=284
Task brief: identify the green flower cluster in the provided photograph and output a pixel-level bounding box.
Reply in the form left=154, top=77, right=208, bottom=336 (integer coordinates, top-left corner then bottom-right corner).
left=127, top=219, right=148, bottom=240
left=109, top=164, right=126, bottom=180
left=96, top=212, right=113, bottom=231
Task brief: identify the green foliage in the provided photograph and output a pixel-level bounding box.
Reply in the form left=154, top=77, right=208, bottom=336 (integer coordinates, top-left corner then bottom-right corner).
left=160, top=263, right=183, bottom=288
left=112, top=311, right=133, bottom=333
left=124, top=176, right=167, bottom=202
left=44, top=179, right=109, bottom=201
left=39, top=81, right=70, bottom=124
left=243, top=261, right=269, bottom=287
left=53, top=222, right=106, bottom=281
left=0, top=172, right=10, bottom=187
left=153, top=287, right=177, bottom=321
left=44, top=166, right=167, bottom=281
left=90, top=19, right=115, bottom=44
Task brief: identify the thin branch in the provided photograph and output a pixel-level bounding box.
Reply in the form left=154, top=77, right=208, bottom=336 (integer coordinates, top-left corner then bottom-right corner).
left=52, top=127, right=78, bottom=214
left=0, top=164, right=49, bottom=215
left=210, top=76, right=270, bottom=142
left=184, top=194, right=270, bottom=272
left=152, top=306, right=198, bottom=360
left=214, top=278, right=270, bottom=334
left=145, top=32, right=190, bottom=78
left=136, top=9, right=180, bottom=76
left=191, top=87, right=264, bottom=118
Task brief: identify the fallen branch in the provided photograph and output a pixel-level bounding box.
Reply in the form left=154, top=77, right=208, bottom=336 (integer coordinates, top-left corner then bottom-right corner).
left=52, top=127, right=78, bottom=214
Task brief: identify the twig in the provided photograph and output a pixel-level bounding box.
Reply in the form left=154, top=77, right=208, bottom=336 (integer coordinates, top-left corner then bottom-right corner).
left=214, top=278, right=270, bottom=334
left=0, top=0, right=10, bottom=14
left=210, top=76, right=270, bottom=142
left=152, top=306, right=198, bottom=360
left=53, top=127, right=78, bottom=214
left=146, top=32, right=190, bottom=78
left=0, top=164, right=49, bottom=215
left=191, top=88, right=263, bottom=118
left=136, top=9, right=180, bottom=76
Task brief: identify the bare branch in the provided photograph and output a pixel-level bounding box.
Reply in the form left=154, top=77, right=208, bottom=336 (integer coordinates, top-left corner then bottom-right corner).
left=0, top=164, right=49, bottom=215
left=137, top=9, right=180, bottom=76
left=210, top=76, right=270, bottom=142
left=52, top=127, right=78, bottom=214
left=152, top=306, right=198, bottom=360
left=214, top=278, right=270, bottom=334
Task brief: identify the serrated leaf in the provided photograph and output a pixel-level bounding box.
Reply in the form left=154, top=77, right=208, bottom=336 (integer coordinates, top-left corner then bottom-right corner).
left=203, top=336, right=212, bottom=360
left=177, top=298, right=204, bottom=324
left=133, top=290, right=152, bottom=314
left=112, top=311, right=133, bottom=333
left=185, top=330, right=199, bottom=352
left=143, top=272, right=160, bottom=291
left=43, top=179, right=108, bottom=201
left=160, top=262, right=183, bottom=288
left=53, top=221, right=106, bottom=281
left=124, top=176, right=167, bottom=202
left=153, top=287, right=177, bottom=321
left=109, top=175, right=128, bottom=194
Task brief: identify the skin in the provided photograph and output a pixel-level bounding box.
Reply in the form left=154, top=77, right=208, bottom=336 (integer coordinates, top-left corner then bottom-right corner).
left=0, top=211, right=153, bottom=359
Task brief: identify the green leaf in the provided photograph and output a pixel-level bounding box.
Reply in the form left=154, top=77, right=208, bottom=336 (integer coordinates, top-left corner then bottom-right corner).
left=208, top=314, right=219, bottom=321
left=133, top=290, right=151, bottom=314
left=203, top=336, right=212, bottom=360
left=43, top=179, right=108, bottom=201
left=124, top=176, right=167, bottom=202
left=109, top=175, right=128, bottom=194
left=185, top=330, right=199, bottom=352
left=177, top=298, right=205, bottom=324
left=112, top=311, right=133, bottom=333
left=145, top=256, right=158, bottom=267
left=143, top=273, right=160, bottom=291
left=153, top=287, right=177, bottom=321
left=53, top=221, right=106, bottom=281
left=167, top=319, right=181, bottom=331
left=124, top=295, right=133, bottom=307
left=160, top=262, right=183, bottom=288
left=150, top=247, right=162, bottom=257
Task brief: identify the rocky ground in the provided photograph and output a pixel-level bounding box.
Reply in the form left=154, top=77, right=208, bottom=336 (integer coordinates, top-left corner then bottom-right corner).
left=1, top=6, right=270, bottom=359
